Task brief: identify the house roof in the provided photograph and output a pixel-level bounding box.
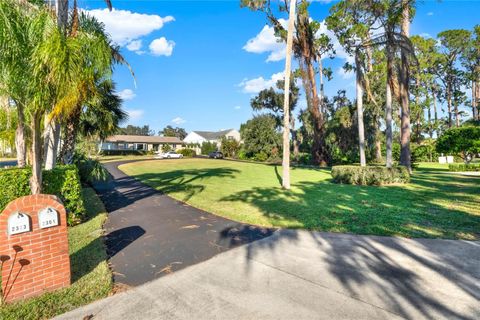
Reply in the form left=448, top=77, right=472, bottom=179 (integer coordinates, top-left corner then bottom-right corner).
left=192, top=129, right=234, bottom=140
left=104, top=135, right=184, bottom=144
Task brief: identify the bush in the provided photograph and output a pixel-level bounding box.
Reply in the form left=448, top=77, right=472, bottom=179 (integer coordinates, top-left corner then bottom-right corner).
left=73, top=153, right=111, bottom=185
left=292, top=152, right=312, bottom=165
left=177, top=148, right=196, bottom=157
left=220, top=137, right=241, bottom=158
left=201, top=141, right=217, bottom=155
left=0, top=165, right=85, bottom=225
left=253, top=151, right=268, bottom=162
left=448, top=163, right=480, bottom=172
left=331, top=165, right=410, bottom=185
left=100, top=149, right=147, bottom=156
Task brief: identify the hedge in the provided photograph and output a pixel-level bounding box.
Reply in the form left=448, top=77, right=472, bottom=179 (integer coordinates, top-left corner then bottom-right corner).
left=0, top=165, right=85, bottom=225
left=331, top=165, right=410, bottom=185
left=177, top=148, right=196, bottom=157
left=99, top=149, right=147, bottom=156
left=448, top=163, right=480, bottom=172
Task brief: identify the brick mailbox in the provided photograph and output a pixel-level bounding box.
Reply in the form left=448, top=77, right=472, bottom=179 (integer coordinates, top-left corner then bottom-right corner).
left=0, top=194, right=70, bottom=303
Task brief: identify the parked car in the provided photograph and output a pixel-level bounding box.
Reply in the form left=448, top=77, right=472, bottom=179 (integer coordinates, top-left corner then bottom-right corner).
left=154, top=151, right=183, bottom=159
left=209, top=151, right=224, bottom=159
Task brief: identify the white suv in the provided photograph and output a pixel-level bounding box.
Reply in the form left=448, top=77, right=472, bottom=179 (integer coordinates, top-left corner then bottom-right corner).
left=154, top=151, right=183, bottom=159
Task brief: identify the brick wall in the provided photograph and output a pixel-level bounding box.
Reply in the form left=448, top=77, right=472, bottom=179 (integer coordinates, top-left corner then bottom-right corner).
left=0, top=194, right=70, bottom=303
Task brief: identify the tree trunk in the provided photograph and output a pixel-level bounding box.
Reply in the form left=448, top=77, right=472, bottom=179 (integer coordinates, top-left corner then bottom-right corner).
left=55, top=0, right=69, bottom=29
left=306, top=60, right=329, bottom=166
left=15, top=104, right=26, bottom=168
left=472, top=81, right=477, bottom=120
left=318, top=59, right=325, bottom=115
left=385, top=37, right=394, bottom=169
left=399, top=0, right=411, bottom=172
left=43, top=0, right=69, bottom=169
left=427, top=92, right=433, bottom=139
left=43, top=117, right=61, bottom=170
left=291, top=117, right=299, bottom=158
left=281, top=0, right=296, bottom=190
left=30, top=112, right=43, bottom=195
left=447, top=83, right=452, bottom=128
left=59, top=110, right=80, bottom=165
left=386, top=81, right=393, bottom=168
left=454, top=101, right=460, bottom=127
left=355, top=52, right=366, bottom=167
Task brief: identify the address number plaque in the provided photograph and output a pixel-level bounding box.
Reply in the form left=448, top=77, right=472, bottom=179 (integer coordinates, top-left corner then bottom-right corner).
left=7, top=212, right=31, bottom=235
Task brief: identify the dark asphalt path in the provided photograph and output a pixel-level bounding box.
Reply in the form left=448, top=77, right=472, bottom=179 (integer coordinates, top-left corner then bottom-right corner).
left=94, top=160, right=274, bottom=287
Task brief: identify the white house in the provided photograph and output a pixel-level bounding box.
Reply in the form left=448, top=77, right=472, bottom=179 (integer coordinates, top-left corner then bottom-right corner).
left=183, top=129, right=241, bottom=153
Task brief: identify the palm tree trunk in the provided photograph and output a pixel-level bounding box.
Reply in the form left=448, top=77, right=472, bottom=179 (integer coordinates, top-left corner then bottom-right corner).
left=291, top=117, right=299, bottom=158
left=15, top=104, right=26, bottom=167
left=281, top=0, right=296, bottom=190
left=30, top=112, right=42, bottom=194
left=44, top=116, right=60, bottom=170
left=399, top=0, right=411, bottom=172
left=55, top=0, right=69, bottom=28
left=43, top=0, right=69, bottom=169
left=386, top=81, right=393, bottom=168
left=355, top=52, right=366, bottom=167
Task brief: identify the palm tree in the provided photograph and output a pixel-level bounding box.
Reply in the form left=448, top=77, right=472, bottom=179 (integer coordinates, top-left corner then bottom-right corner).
left=45, top=0, right=115, bottom=169
left=56, top=11, right=133, bottom=164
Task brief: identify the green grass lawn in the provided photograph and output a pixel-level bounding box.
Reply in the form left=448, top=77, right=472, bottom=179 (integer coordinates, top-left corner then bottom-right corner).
left=0, top=188, right=112, bottom=320
left=121, top=158, right=480, bottom=240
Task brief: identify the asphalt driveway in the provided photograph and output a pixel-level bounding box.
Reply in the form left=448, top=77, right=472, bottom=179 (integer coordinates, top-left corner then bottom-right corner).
left=93, top=160, right=274, bottom=286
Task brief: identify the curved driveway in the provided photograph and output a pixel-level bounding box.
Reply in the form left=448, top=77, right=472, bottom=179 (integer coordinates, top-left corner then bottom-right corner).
left=94, top=160, right=274, bottom=286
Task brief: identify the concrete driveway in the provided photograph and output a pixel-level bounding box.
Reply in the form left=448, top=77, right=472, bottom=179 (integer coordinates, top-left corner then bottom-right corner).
left=57, top=229, right=480, bottom=320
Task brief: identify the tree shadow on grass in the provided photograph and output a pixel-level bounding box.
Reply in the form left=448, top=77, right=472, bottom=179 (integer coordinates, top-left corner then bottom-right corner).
left=94, top=167, right=240, bottom=212
left=220, top=170, right=480, bottom=239
left=219, top=169, right=480, bottom=319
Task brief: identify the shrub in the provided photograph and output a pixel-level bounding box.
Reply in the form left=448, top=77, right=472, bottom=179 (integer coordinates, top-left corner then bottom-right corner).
left=238, top=149, right=249, bottom=160
left=253, top=151, right=268, bottom=162
left=220, top=137, right=241, bottom=158
left=331, top=165, right=410, bottom=185
left=177, top=148, right=196, bottom=157
left=292, top=152, right=312, bottom=165
left=201, top=141, right=217, bottom=155
left=0, top=165, right=85, bottom=225
left=448, top=163, right=480, bottom=172
left=73, top=153, right=111, bottom=185
left=100, top=149, right=147, bottom=156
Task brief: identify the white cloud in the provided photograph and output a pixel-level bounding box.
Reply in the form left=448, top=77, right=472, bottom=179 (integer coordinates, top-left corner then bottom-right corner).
left=86, top=8, right=174, bottom=46
left=118, top=89, right=136, bottom=101
left=243, top=19, right=287, bottom=62
left=234, top=106, right=241, bottom=110
left=171, top=117, right=186, bottom=125
left=427, top=12, right=434, bottom=16
left=239, top=72, right=284, bottom=94
left=126, top=109, right=144, bottom=121
left=244, top=19, right=358, bottom=64
left=126, top=39, right=143, bottom=54
left=419, top=33, right=432, bottom=39
left=337, top=67, right=354, bottom=80
left=149, top=37, right=175, bottom=56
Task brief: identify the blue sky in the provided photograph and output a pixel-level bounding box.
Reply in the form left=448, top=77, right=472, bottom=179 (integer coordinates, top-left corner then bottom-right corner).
left=79, top=0, right=480, bottom=134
